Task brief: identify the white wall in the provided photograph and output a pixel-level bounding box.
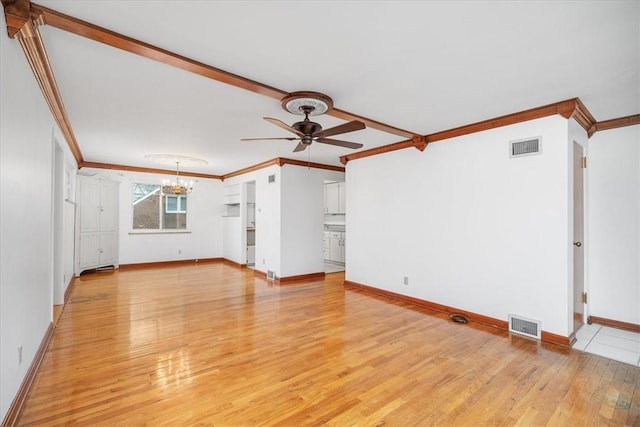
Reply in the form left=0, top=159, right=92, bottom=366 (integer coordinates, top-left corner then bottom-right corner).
left=223, top=164, right=344, bottom=278
left=80, top=168, right=224, bottom=264
left=224, top=165, right=282, bottom=275
left=281, top=165, right=344, bottom=277
left=588, top=125, right=640, bottom=325
left=347, top=116, right=573, bottom=336
left=0, top=16, right=65, bottom=419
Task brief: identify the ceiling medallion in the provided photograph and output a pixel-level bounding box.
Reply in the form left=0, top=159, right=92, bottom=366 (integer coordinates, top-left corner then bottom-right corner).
left=144, top=154, right=209, bottom=166
left=281, top=91, right=334, bottom=116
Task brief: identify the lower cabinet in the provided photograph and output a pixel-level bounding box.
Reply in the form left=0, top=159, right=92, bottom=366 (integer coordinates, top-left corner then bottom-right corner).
left=78, top=232, right=117, bottom=273
left=247, top=245, right=255, bottom=265
left=324, top=231, right=345, bottom=263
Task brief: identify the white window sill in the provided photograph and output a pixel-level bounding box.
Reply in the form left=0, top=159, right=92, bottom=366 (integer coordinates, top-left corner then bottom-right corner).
left=129, top=230, right=191, bottom=235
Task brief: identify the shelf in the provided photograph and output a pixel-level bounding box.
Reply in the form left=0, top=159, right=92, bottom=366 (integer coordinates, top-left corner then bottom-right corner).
left=246, top=227, right=256, bottom=231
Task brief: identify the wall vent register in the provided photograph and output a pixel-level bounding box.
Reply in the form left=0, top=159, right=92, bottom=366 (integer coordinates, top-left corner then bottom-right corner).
left=510, top=137, right=541, bottom=157
left=508, top=314, right=542, bottom=339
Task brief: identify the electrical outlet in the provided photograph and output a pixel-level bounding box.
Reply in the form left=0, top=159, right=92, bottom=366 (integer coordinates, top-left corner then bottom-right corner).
left=18, top=345, right=22, bottom=365
left=178, top=249, right=182, bottom=254
left=403, top=276, right=409, bottom=285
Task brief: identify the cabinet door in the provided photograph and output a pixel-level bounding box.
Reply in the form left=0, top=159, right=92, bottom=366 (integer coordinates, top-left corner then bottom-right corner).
left=79, top=233, right=99, bottom=268
left=99, top=182, right=118, bottom=231
left=246, top=246, right=255, bottom=264
left=79, top=178, right=101, bottom=232
left=329, top=236, right=341, bottom=262
left=98, top=232, right=117, bottom=265
left=325, top=183, right=340, bottom=213
left=338, top=182, right=346, bottom=213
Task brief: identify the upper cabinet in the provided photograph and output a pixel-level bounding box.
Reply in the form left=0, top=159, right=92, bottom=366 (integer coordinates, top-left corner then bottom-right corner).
left=224, top=183, right=241, bottom=205
left=324, top=182, right=346, bottom=214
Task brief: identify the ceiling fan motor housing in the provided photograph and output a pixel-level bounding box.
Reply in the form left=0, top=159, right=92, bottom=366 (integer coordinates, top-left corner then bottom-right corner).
left=293, top=120, right=322, bottom=136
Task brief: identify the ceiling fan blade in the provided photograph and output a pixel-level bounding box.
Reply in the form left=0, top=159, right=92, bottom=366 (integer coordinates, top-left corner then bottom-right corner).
left=264, top=117, right=305, bottom=137
left=313, top=120, right=366, bottom=138
left=316, top=137, right=364, bottom=150
left=241, top=137, right=298, bottom=141
left=293, top=142, right=308, bottom=152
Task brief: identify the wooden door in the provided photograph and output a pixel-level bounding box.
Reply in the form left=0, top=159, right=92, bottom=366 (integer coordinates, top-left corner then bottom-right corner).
left=573, top=142, right=585, bottom=334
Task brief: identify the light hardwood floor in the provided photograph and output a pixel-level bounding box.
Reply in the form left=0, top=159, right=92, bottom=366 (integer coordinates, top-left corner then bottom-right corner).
left=18, top=263, right=639, bottom=425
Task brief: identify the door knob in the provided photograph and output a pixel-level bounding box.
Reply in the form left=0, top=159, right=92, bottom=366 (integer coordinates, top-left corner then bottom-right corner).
left=573, top=241, right=582, bottom=247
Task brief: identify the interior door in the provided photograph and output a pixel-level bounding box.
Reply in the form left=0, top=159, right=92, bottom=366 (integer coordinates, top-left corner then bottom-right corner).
left=573, top=142, right=585, bottom=334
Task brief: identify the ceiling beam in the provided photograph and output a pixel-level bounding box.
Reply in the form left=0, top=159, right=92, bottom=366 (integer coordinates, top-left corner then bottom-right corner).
left=340, top=136, right=426, bottom=165
left=31, top=3, right=418, bottom=140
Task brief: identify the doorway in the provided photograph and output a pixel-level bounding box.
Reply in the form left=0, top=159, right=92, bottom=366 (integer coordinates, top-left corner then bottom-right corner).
left=323, top=180, right=346, bottom=273
left=572, top=142, right=585, bottom=335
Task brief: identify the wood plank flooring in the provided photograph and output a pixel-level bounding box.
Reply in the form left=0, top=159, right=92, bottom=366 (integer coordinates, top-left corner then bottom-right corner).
left=17, top=263, right=640, bottom=425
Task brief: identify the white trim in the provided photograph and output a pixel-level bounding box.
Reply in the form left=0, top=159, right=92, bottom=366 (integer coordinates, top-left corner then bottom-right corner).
left=128, top=230, right=191, bottom=235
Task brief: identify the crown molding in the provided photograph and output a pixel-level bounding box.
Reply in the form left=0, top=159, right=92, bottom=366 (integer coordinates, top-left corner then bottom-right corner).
left=590, top=114, right=640, bottom=134
left=4, top=5, right=84, bottom=164
left=1, top=0, right=30, bottom=38
left=30, top=3, right=417, bottom=140
left=80, top=161, right=222, bottom=180
left=341, top=98, right=601, bottom=164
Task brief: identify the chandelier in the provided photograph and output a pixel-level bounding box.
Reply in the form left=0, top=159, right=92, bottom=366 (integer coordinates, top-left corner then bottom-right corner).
left=162, top=161, right=194, bottom=195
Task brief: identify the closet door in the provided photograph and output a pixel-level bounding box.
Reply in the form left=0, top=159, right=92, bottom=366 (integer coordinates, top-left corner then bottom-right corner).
left=79, top=178, right=101, bottom=232
left=99, top=181, right=118, bottom=231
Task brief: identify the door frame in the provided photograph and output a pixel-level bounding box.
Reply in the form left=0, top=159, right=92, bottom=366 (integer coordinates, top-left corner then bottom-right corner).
left=572, top=141, right=586, bottom=335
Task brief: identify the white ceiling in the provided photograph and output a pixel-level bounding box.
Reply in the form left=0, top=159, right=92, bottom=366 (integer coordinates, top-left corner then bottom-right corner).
left=34, top=0, right=639, bottom=176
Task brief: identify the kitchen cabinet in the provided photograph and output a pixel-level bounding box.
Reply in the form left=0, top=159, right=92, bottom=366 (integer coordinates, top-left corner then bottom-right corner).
left=324, top=231, right=345, bottom=263
left=324, top=182, right=346, bottom=214
left=224, top=183, right=241, bottom=205
left=76, top=175, right=119, bottom=275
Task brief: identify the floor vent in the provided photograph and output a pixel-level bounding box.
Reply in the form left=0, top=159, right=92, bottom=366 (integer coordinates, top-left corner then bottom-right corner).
left=266, top=270, right=276, bottom=280
left=508, top=314, right=541, bottom=339
left=510, top=137, right=541, bottom=158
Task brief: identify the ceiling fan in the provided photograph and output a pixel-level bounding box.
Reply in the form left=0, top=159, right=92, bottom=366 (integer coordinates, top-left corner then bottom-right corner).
left=241, top=91, right=366, bottom=152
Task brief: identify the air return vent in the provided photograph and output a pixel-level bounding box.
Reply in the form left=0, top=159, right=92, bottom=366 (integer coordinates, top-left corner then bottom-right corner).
left=510, top=137, right=541, bottom=158
left=268, top=174, right=276, bottom=183
left=508, top=314, right=541, bottom=339
left=266, top=270, right=276, bottom=280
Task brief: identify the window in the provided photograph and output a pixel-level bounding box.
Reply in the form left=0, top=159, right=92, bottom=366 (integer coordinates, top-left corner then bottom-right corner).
left=165, top=195, right=187, bottom=213
left=132, top=183, right=187, bottom=230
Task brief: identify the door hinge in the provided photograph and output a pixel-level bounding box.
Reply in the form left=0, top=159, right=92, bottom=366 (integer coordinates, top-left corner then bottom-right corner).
left=581, top=292, right=587, bottom=304
left=581, top=156, right=587, bottom=169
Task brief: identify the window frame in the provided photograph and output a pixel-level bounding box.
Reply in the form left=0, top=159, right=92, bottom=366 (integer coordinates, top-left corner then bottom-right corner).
left=131, top=182, right=189, bottom=233
left=165, top=195, right=187, bottom=214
